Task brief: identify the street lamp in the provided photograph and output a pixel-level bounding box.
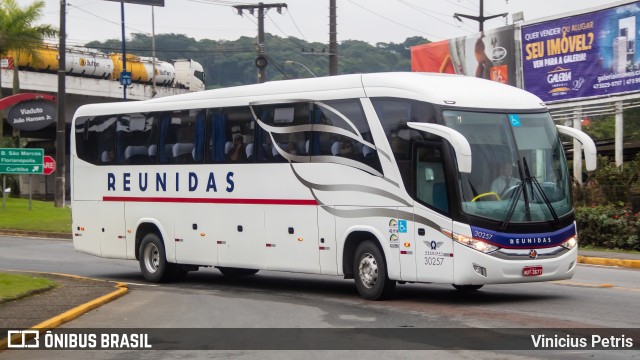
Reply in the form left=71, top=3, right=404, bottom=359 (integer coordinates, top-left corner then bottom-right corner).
left=284, top=60, right=317, bottom=78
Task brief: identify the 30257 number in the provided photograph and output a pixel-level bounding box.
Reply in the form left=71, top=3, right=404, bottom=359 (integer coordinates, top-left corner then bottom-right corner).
left=424, top=257, right=443, bottom=266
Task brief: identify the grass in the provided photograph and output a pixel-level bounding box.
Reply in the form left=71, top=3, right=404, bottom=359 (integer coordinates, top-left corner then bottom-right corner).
left=0, top=273, right=57, bottom=303
left=0, top=196, right=71, bottom=233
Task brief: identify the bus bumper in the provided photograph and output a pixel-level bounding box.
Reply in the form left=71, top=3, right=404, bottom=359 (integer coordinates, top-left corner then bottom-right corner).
left=452, top=242, right=578, bottom=285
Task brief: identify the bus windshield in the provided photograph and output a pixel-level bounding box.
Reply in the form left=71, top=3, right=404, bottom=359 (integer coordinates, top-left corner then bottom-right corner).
left=442, top=110, right=571, bottom=223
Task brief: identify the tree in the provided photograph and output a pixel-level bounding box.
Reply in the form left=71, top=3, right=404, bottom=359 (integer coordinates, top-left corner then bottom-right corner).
left=0, top=0, right=57, bottom=93
left=0, top=0, right=57, bottom=196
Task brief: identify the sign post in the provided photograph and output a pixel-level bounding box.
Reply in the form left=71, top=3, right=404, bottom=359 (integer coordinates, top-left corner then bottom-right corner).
left=0, top=148, right=44, bottom=211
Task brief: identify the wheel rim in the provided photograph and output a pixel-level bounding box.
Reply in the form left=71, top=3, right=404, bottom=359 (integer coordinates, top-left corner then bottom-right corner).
left=143, top=243, right=160, bottom=274
left=358, top=253, right=378, bottom=289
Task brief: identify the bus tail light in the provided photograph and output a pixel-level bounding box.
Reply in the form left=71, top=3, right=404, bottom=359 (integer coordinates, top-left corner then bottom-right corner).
left=452, top=233, right=499, bottom=254
left=561, top=235, right=578, bottom=250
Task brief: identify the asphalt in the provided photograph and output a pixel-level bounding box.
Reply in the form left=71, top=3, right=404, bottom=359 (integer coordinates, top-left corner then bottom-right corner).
left=0, top=231, right=638, bottom=351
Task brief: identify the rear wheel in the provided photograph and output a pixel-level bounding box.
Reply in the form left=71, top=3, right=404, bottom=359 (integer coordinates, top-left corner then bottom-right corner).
left=139, top=233, right=172, bottom=282
left=452, top=284, right=483, bottom=292
left=353, top=240, right=395, bottom=300
left=217, top=267, right=259, bottom=277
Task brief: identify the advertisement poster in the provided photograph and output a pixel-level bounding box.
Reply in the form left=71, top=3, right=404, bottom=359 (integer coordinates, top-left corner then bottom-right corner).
left=522, top=2, right=640, bottom=102
left=411, top=25, right=516, bottom=86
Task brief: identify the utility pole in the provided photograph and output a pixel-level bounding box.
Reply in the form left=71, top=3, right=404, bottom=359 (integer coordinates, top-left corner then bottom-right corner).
left=55, top=0, right=66, bottom=208
left=233, top=2, right=287, bottom=83
left=329, top=0, right=337, bottom=75
left=121, top=1, right=127, bottom=99
left=453, top=0, right=507, bottom=32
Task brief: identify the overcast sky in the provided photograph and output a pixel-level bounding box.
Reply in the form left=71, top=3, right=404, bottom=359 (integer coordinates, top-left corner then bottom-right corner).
left=30, top=0, right=632, bottom=47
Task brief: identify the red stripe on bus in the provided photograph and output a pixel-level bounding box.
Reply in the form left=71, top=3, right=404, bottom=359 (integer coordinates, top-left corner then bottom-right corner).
left=102, top=196, right=318, bottom=205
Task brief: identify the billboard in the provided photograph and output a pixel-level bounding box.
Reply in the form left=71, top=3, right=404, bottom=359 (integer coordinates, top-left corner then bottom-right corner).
left=411, top=25, right=516, bottom=86
left=521, top=2, right=640, bottom=102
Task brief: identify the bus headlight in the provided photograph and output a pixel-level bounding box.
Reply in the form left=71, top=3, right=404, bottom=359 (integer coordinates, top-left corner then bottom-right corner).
left=561, top=235, right=578, bottom=250
left=453, top=234, right=499, bottom=254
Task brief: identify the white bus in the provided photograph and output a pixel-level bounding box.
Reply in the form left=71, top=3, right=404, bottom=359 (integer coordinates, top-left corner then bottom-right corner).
left=71, top=72, right=597, bottom=300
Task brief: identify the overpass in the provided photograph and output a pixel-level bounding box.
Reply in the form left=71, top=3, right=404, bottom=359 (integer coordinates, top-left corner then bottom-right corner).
left=1, top=68, right=193, bottom=199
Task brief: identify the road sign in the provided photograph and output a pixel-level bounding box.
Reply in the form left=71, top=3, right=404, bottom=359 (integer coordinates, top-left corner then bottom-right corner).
left=120, top=71, right=132, bottom=86
left=0, top=148, right=44, bottom=174
left=43, top=156, right=56, bottom=175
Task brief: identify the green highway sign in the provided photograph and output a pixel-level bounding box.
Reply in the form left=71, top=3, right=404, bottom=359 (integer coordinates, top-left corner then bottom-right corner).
left=0, top=148, right=44, bottom=174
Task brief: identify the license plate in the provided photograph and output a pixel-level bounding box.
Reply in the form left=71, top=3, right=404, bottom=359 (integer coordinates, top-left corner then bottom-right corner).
left=522, top=266, right=543, bottom=276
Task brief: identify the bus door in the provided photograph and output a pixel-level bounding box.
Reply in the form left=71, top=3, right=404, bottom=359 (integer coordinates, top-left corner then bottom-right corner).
left=413, top=142, right=454, bottom=283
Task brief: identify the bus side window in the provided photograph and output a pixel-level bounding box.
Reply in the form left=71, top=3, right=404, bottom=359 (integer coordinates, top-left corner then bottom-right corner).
left=313, top=99, right=382, bottom=173
left=415, top=143, right=448, bottom=214
left=254, top=103, right=311, bottom=163
left=158, top=109, right=205, bottom=164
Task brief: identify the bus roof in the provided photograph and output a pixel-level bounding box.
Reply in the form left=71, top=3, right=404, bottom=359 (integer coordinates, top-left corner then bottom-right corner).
left=73, top=72, right=546, bottom=118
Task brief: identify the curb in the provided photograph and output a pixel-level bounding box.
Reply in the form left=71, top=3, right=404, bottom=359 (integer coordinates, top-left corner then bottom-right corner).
left=0, top=229, right=71, bottom=240
left=577, top=256, right=640, bottom=269
left=0, top=272, right=128, bottom=351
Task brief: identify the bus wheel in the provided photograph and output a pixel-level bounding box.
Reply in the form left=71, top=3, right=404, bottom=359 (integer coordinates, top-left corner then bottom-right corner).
left=452, top=284, right=483, bottom=292
left=217, top=267, right=259, bottom=277
left=353, top=241, right=395, bottom=300
left=139, top=233, right=170, bottom=283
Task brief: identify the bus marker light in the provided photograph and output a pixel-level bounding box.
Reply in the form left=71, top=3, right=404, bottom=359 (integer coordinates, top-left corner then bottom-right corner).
left=473, top=264, right=487, bottom=277
left=200, top=233, right=205, bottom=237
left=217, top=241, right=226, bottom=245
left=297, top=237, right=303, bottom=242
left=127, top=229, right=132, bottom=234
left=403, top=242, right=411, bottom=247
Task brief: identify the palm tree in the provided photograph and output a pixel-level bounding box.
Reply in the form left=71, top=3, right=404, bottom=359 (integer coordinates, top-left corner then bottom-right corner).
left=0, top=0, right=57, bottom=196
left=0, top=0, right=58, bottom=93
left=0, top=0, right=57, bottom=146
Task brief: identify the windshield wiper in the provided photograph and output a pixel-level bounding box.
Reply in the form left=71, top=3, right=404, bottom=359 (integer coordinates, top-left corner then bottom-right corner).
left=523, top=158, right=560, bottom=226
left=499, top=158, right=532, bottom=230
left=499, top=180, right=524, bottom=231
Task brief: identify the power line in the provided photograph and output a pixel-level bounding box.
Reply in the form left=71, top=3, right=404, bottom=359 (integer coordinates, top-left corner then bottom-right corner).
left=344, top=0, right=440, bottom=40
left=396, top=0, right=475, bottom=34
left=68, top=2, right=150, bottom=35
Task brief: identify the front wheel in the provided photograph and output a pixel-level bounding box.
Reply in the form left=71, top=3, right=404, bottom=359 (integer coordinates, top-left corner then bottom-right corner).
left=353, top=241, right=395, bottom=300
left=139, top=233, right=173, bottom=283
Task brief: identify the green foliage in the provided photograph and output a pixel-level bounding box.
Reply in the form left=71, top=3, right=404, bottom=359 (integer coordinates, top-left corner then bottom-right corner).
left=0, top=272, right=56, bottom=303
left=575, top=205, right=640, bottom=250
left=0, top=197, right=71, bottom=233
left=581, top=107, right=640, bottom=142
left=573, top=154, right=640, bottom=207
left=84, top=33, right=430, bottom=89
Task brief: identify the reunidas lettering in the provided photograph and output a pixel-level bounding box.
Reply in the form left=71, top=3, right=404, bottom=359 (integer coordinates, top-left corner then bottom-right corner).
left=107, top=171, right=235, bottom=193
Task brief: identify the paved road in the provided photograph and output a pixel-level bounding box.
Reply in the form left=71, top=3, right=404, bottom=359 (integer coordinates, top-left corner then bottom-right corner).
left=1, top=236, right=639, bottom=359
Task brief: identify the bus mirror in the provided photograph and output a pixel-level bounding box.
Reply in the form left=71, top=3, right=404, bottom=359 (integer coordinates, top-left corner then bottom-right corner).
left=555, top=125, right=597, bottom=172
left=407, top=122, right=472, bottom=173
